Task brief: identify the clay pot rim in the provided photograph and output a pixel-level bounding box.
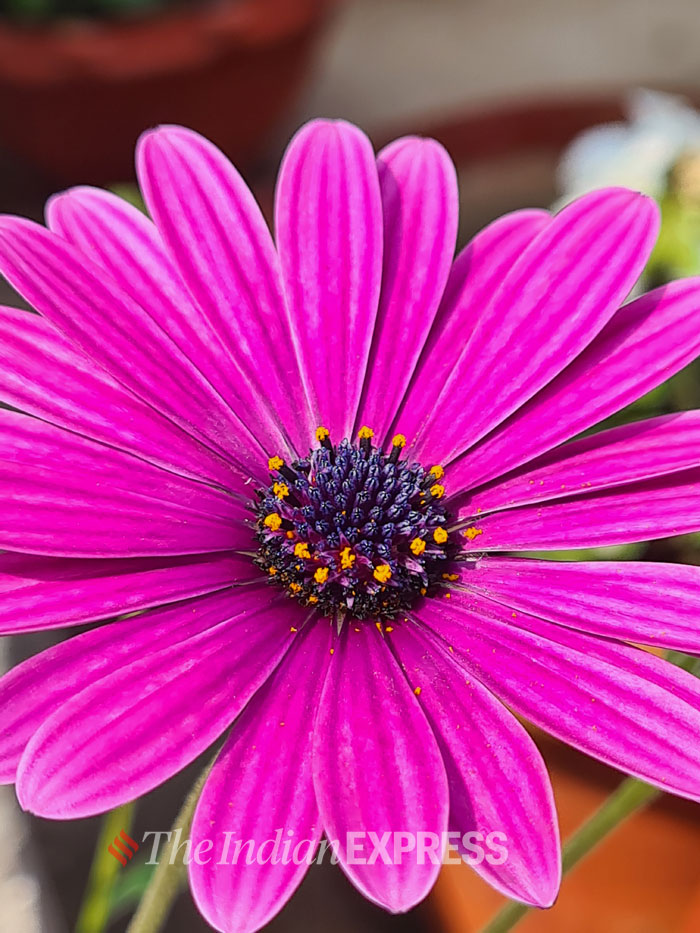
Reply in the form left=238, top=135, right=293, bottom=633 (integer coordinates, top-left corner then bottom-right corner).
left=0, top=0, right=329, bottom=82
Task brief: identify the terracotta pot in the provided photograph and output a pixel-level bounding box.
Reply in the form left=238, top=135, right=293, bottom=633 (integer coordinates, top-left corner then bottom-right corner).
left=0, top=0, right=329, bottom=185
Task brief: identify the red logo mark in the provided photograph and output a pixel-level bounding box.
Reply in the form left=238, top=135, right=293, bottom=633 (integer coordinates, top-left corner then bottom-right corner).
left=108, top=829, right=139, bottom=866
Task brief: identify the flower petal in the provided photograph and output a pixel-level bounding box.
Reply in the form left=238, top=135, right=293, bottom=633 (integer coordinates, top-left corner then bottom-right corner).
left=190, top=623, right=332, bottom=933
left=450, top=276, right=700, bottom=492
left=0, top=588, right=245, bottom=782
left=467, top=556, right=700, bottom=653
left=417, top=591, right=700, bottom=801
left=391, top=622, right=560, bottom=907
left=136, top=127, right=312, bottom=458
left=0, top=304, right=242, bottom=488
left=415, top=188, right=659, bottom=465
left=0, top=551, right=250, bottom=635
left=15, top=588, right=304, bottom=817
left=0, top=410, right=251, bottom=557
left=459, top=410, right=700, bottom=515
left=459, top=467, right=700, bottom=552
left=275, top=119, right=383, bottom=441
left=313, top=624, right=448, bottom=912
left=355, top=136, right=458, bottom=441
left=0, top=215, right=262, bottom=478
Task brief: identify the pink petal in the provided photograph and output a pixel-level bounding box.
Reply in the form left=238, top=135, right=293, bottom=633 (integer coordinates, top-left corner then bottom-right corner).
left=275, top=120, right=383, bottom=442
left=450, top=276, right=700, bottom=492
left=313, top=624, right=448, bottom=912
left=414, top=188, right=659, bottom=465
left=15, top=588, right=305, bottom=817
left=190, top=623, right=333, bottom=933
left=468, top=556, right=700, bottom=653
left=0, top=588, right=249, bottom=782
left=355, top=136, right=458, bottom=442
left=392, top=623, right=560, bottom=907
left=394, top=208, right=551, bottom=447
left=0, top=410, right=251, bottom=557
left=417, top=591, right=700, bottom=801
left=136, top=127, right=312, bottom=459
left=459, top=410, right=700, bottom=516
left=0, top=215, right=261, bottom=478
left=459, top=467, right=700, bottom=552
left=0, top=551, right=250, bottom=635
left=0, top=304, right=242, bottom=488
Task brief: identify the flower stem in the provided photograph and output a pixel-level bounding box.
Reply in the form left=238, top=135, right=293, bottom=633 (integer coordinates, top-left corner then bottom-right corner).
left=125, top=764, right=212, bottom=933
left=478, top=777, right=661, bottom=933
left=75, top=801, right=136, bottom=933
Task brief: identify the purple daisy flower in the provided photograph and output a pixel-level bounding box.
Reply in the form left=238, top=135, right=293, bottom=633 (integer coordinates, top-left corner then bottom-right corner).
left=2, top=118, right=700, bottom=932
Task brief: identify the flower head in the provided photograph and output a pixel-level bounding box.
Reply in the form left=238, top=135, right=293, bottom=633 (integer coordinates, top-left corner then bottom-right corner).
left=2, top=119, right=700, bottom=932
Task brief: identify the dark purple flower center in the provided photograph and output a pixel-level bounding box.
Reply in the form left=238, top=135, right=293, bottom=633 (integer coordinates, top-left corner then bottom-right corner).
left=253, top=427, right=457, bottom=623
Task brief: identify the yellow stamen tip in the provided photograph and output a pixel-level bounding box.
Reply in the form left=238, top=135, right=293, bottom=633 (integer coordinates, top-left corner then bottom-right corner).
left=429, top=465, right=445, bottom=480
left=430, top=483, right=445, bottom=499
left=268, top=455, right=284, bottom=471
left=391, top=433, right=407, bottom=448
left=286, top=530, right=295, bottom=539
left=464, top=526, right=483, bottom=541
left=289, top=582, right=302, bottom=593
left=315, top=426, right=330, bottom=441
left=433, top=526, right=448, bottom=544
left=340, top=547, right=356, bottom=570
left=414, top=686, right=422, bottom=696
left=293, top=542, right=311, bottom=559
left=308, top=595, right=318, bottom=604
left=268, top=567, right=278, bottom=576
left=314, top=566, right=330, bottom=584
left=385, top=626, right=394, bottom=633
left=373, top=564, right=392, bottom=584
left=273, top=482, right=289, bottom=499
left=410, top=537, right=426, bottom=556
left=358, top=425, right=374, bottom=440
left=263, top=513, right=282, bottom=531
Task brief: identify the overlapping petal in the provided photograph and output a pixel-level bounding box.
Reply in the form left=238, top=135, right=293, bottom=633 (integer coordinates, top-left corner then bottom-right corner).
left=393, top=208, right=551, bottom=446
left=313, top=623, right=448, bottom=912
left=275, top=119, right=383, bottom=441
left=0, top=410, right=251, bottom=557
left=413, top=188, right=659, bottom=465
left=356, top=136, right=458, bottom=441
left=459, top=467, right=700, bottom=552
left=190, top=623, right=332, bottom=933
left=136, top=127, right=312, bottom=458
left=0, top=551, right=251, bottom=635
left=16, top=587, right=305, bottom=817
left=467, top=556, right=700, bottom=652
left=418, top=593, right=700, bottom=801
left=449, top=276, right=700, bottom=492
left=392, top=623, right=560, bottom=907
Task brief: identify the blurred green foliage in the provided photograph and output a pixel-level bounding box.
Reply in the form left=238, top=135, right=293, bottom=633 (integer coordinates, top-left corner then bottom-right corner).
left=0, top=0, right=195, bottom=23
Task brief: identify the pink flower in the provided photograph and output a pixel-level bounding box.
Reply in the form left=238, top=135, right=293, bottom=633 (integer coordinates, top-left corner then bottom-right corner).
left=1, top=120, right=700, bottom=932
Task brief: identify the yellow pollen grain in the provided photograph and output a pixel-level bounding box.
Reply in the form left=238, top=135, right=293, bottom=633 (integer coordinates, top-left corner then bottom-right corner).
left=420, top=587, right=427, bottom=595
left=286, top=530, right=295, bottom=539
left=315, top=425, right=330, bottom=441
left=429, top=465, right=444, bottom=480
left=263, top=513, right=282, bottom=531
left=268, top=567, right=278, bottom=576
left=358, top=425, right=374, bottom=440
left=290, top=626, right=297, bottom=632
left=391, top=433, right=407, bottom=448
left=340, top=547, right=356, bottom=570
left=414, top=686, right=422, bottom=696
left=289, top=582, right=302, bottom=594
left=330, top=648, right=335, bottom=655
left=273, top=482, right=289, bottom=499
left=294, top=542, right=311, bottom=559
left=463, top=526, right=483, bottom=541
left=308, top=595, right=318, bottom=604
left=442, top=573, right=459, bottom=582
left=268, top=455, right=284, bottom=471
left=430, top=483, right=445, bottom=499
left=410, top=537, right=426, bottom=556
left=385, top=626, right=394, bottom=632
left=433, top=527, right=448, bottom=544
left=373, top=564, right=392, bottom=583
left=375, top=622, right=382, bottom=631
left=314, top=566, right=330, bottom=584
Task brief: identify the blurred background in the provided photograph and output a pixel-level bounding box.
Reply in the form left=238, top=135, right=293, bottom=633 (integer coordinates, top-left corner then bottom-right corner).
left=2, top=1, right=700, bottom=931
